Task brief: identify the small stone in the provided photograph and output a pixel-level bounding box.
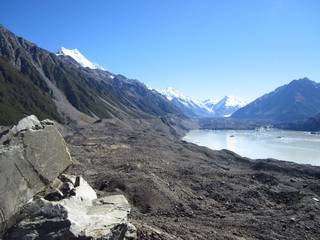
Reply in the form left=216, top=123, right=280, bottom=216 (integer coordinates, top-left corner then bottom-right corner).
left=124, top=223, right=137, bottom=239
left=41, top=119, right=55, bottom=125
left=290, top=217, right=296, bottom=223
left=44, top=189, right=64, bottom=201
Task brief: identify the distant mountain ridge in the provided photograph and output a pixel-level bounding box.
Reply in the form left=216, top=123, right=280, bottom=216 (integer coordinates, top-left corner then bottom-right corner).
left=0, top=25, right=184, bottom=125
left=232, top=78, right=320, bottom=122
left=159, top=87, right=246, bottom=118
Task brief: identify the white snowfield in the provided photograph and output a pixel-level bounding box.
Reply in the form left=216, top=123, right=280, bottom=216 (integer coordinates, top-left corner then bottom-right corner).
left=216, top=95, right=247, bottom=108
left=57, top=47, right=105, bottom=70
left=160, top=87, right=202, bottom=106
left=159, top=87, right=247, bottom=117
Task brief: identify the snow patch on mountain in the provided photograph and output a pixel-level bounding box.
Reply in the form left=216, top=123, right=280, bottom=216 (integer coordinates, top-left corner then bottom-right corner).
left=159, top=87, right=246, bottom=118
left=160, top=87, right=208, bottom=108
left=160, top=87, right=196, bottom=104
left=215, top=96, right=247, bottom=108
left=57, top=47, right=105, bottom=70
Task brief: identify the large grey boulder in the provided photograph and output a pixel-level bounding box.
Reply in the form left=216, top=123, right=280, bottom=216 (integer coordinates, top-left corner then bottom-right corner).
left=0, top=116, right=73, bottom=235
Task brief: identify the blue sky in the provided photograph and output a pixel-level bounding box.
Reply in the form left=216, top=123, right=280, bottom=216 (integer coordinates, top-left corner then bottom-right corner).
left=1, top=0, right=319, bottom=102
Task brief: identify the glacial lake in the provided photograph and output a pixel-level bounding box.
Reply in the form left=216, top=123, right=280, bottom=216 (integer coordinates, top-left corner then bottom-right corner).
left=183, top=129, right=320, bottom=166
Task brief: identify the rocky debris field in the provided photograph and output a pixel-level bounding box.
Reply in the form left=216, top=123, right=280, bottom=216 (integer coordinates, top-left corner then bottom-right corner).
left=65, top=118, right=320, bottom=240
left=1, top=115, right=320, bottom=239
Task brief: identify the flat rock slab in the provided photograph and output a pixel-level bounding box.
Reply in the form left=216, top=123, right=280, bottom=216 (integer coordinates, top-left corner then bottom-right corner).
left=4, top=174, right=134, bottom=240
left=59, top=194, right=130, bottom=238
left=52, top=175, right=131, bottom=238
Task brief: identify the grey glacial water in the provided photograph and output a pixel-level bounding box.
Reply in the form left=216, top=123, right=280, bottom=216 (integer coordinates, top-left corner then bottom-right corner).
left=183, top=129, right=320, bottom=166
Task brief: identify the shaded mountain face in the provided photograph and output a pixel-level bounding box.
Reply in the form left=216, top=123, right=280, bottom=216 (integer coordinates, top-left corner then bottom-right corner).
left=0, top=25, right=183, bottom=125
left=232, top=78, right=320, bottom=122
left=159, top=87, right=246, bottom=118
left=275, top=112, right=320, bottom=131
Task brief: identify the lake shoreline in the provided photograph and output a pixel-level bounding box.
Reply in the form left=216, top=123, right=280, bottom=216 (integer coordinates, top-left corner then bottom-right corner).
left=183, top=128, right=320, bottom=166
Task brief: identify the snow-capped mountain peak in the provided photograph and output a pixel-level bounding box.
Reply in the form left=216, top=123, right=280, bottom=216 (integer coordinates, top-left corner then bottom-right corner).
left=203, top=99, right=219, bottom=105
left=213, top=96, right=247, bottom=117
left=160, top=87, right=193, bottom=102
left=217, top=96, right=247, bottom=108
left=158, top=87, right=246, bottom=118
left=56, top=47, right=105, bottom=70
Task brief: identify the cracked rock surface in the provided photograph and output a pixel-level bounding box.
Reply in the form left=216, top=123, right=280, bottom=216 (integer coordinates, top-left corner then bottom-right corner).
left=0, top=115, right=73, bottom=235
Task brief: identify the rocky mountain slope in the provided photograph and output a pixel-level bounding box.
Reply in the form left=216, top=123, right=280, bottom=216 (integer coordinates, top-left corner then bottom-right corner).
left=0, top=25, right=183, bottom=125
left=232, top=78, right=320, bottom=122
left=276, top=112, right=320, bottom=132
left=159, top=87, right=211, bottom=117
left=159, top=87, right=246, bottom=118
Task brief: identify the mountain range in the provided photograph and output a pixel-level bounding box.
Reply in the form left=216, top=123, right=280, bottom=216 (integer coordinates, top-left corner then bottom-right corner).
left=0, top=25, right=184, bottom=125
left=159, top=87, right=246, bottom=118
left=1, top=24, right=320, bottom=130
left=232, top=78, right=320, bottom=122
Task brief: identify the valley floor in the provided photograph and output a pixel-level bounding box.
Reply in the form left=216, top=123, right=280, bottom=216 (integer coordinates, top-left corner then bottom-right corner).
left=64, top=118, right=320, bottom=240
